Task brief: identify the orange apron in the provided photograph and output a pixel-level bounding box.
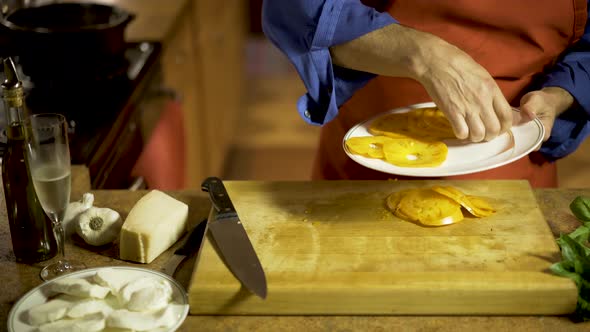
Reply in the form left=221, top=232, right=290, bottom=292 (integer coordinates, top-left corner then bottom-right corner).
left=312, top=0, right=587, bottom=188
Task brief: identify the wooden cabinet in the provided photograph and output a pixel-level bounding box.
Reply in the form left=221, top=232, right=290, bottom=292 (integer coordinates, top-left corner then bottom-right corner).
left=160, top=4, right=204, bottom=188
left=161, top=0, right=246, bottom=188
left=191, top=0, right=246, bottom=180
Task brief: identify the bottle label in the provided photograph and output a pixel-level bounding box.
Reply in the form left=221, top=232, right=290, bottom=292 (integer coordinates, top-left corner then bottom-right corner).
left=2, top=89, right=23, bottom=108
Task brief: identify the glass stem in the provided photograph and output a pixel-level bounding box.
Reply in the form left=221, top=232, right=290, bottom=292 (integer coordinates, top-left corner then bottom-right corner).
left=52, top=218, right=65, bottom=261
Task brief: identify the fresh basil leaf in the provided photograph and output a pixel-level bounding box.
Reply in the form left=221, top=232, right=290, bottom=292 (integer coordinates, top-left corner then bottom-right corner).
left=570, top=196, right=590, bottom=222
left=552, top=197, right=590, bottom=322
left=558, top=235, right=580, bottom=264
left=566, top=227, right=590, bottom=257
left=569, top=225, right=590, bottom=243
left=560, top=235, right=590, bottom=280
left=550, top=262, right=582, bottom=285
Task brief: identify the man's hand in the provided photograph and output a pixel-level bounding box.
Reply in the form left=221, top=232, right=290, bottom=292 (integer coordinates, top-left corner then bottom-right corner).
left=414, top=40, right=513, bottom=142
left=519, top=87, right=574, bottom=142
left=330, top=23, right=513, bottom=142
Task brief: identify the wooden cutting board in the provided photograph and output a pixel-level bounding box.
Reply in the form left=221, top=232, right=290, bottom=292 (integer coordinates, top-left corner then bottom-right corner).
left=187, top=180, right=577, bottom=315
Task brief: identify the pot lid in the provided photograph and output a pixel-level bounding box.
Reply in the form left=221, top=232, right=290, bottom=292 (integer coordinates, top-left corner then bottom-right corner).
left=2, top=3, right=134, bottom=33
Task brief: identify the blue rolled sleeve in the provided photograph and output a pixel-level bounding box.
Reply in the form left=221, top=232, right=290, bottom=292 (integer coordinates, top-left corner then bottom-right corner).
left=262, top=0, right=397, bottom=125
left=539, top=2, right=590, bottom=160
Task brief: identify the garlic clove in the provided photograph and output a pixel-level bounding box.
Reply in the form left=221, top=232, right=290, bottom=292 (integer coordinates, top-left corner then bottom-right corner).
left=76, top=207, right=123, bottom=246
left=63, top=193, right=95, bottom=236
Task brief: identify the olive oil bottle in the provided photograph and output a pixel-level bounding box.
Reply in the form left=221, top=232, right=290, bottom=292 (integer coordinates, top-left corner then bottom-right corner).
left=1, top=58, right=57, bottom=263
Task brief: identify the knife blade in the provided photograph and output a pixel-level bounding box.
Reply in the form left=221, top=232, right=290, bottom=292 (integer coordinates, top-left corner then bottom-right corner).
left=161, top=218, right=208, bottom=277
left=201, top=177, right=267, bottom=299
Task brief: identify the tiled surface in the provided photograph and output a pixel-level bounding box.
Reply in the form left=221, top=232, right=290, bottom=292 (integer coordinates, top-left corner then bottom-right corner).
left=225, top=38, right=590, bottom=187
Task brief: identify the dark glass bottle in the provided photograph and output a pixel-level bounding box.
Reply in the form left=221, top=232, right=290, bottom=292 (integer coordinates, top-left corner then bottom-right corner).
left=1, top=58, right=57, bottom=263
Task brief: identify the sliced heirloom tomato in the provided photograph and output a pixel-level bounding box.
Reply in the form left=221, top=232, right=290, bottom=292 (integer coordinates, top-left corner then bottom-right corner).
left=406, top=109, right=432, bottom=138
left=421, top=107, right=456, bottom=139
left=370, top=107, right=456, bottom=141
left=382, top=138, right=448, bottom=167
left=345, top=136, right=396, bottom=159
left=385, top=189, right=416, bottom=221
left=431, top=186, right=496, bottom=217
left=386, top=188, right=464, bottom=227
left=368, top=113, right=414, bottom=139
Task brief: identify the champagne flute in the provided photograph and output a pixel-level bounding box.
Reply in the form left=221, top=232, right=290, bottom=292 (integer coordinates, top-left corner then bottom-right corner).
left=24, top=113, right=85, bottom=280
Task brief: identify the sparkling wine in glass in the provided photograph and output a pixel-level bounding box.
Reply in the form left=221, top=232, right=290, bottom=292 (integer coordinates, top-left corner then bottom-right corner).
left=25, top=113, right=85, bottom=280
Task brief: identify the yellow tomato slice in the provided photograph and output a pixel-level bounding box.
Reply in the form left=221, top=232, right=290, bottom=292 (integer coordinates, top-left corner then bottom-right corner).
left=421, top=107, right=456, bottom=139
left=385, top=189, right=415, bottom=221
left=368, top=113, right=414, bottom=139
left=386, top=189, right=411, bottom=211
left=345, top=136, right=395, bottom=159
left=382, top=138, right=448, bottom=167
left=407, top=109, right=431, bottom=137
left=362, top=108, right=457, bottom=168
left=396, top=188, right=464, bottom=226
left=465, top=195, right=496, bottom=217
left=369, top=107, right=455, bottom=141
left=431, top=186, right=496, bottom=217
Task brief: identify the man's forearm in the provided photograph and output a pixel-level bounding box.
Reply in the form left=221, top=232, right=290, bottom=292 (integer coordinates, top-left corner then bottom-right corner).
left=329, top=23, right=449, bottom=82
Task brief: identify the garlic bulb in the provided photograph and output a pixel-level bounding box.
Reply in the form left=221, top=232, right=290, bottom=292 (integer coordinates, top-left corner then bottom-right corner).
left=63, top=193, right=94, bottom=236
left=76, top=207, right=123, bottom=246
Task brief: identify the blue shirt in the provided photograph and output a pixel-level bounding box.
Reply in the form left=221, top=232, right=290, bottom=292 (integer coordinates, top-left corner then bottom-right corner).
left=262, top=0, right=590, bottom=161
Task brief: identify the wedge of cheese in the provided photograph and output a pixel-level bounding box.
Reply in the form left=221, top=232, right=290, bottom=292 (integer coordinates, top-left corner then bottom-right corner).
left=119, top=190, right=189, bottom=263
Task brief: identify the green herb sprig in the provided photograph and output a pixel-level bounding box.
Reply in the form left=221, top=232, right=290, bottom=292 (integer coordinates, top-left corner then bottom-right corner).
left=551, top=196, right=590, bottom=321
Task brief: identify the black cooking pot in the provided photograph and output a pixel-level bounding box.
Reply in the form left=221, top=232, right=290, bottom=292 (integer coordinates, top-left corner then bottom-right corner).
left=0, top=2, right=134, bottom=61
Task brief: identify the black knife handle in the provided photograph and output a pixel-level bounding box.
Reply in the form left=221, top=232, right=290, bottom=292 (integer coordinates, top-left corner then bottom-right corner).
left=201, top=177, right=236, bottom=213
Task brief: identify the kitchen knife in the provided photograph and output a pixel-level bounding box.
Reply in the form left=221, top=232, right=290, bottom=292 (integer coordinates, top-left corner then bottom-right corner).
left=201, top=177, right=267, bottom=299
left=161, top=219, right=208, bottom=277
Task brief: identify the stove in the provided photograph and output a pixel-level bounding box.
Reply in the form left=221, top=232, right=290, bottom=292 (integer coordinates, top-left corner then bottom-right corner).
left=0, top=41, right=163, bottom=189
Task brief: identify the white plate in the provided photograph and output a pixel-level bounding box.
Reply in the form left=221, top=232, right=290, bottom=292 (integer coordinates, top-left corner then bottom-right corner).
left=7, top=266, right=189, bottom=332
left=343, top=102, right=545, bottom=177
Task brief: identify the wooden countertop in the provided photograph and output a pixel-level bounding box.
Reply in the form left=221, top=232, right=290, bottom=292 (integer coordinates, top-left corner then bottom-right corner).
left=63, top=0, right=190, bottom=42
left=2, top=168, right=589, bottom=331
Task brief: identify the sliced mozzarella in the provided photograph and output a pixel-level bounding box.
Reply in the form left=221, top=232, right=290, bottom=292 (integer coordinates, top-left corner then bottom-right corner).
left=36, top=312, right=105, bottom=332
left=27, top=295, right=78, bottom=326
left=119, top=190, right=189, bottom=263
left=106, top=306, right=176, bottom=331
left=66, top=298, right=114, bottom=318
left=92, top=268, right=135, bottom=294
left=118, top=276, right=172, bottom=312
left=50, top=277, right=111, bottom=299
